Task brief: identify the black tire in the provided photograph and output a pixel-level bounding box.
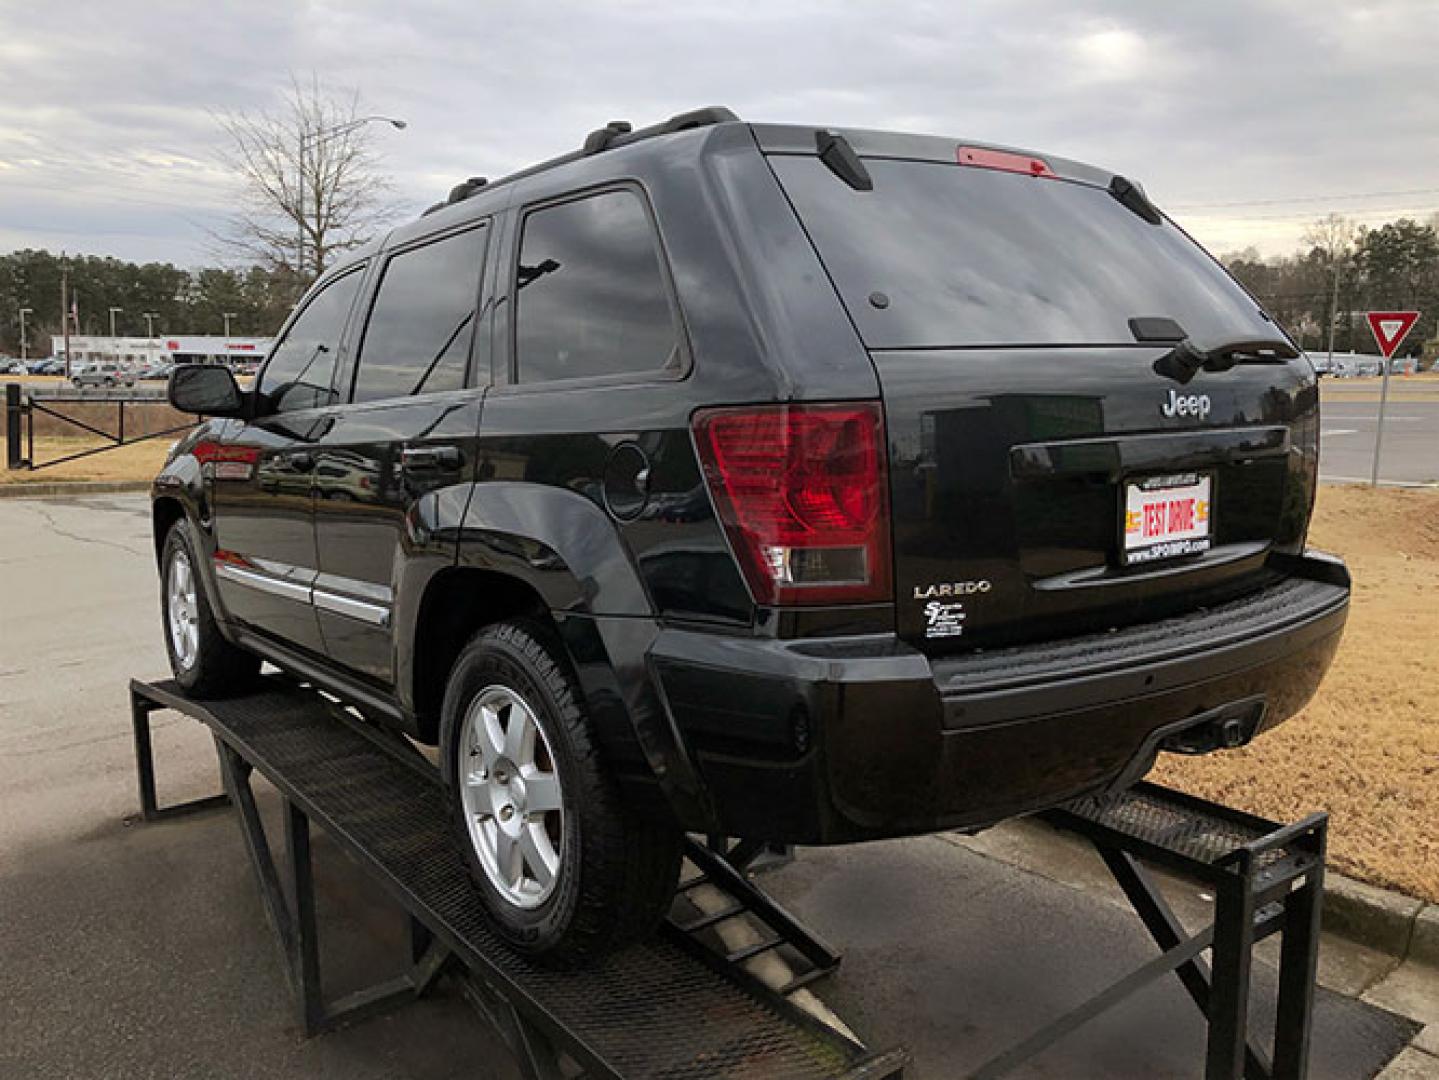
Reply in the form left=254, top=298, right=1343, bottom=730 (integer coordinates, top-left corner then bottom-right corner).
left=160, top=519, right=260, bottom=697
left=439, top=620, right=682, bottom=963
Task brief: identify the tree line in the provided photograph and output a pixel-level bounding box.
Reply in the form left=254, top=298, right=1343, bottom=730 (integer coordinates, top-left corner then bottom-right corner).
left=3, top=213, right=1435, bottom=360
left=1220, top=214, right=1439, bottom=357
left=0, top=249, right=303, bottom=356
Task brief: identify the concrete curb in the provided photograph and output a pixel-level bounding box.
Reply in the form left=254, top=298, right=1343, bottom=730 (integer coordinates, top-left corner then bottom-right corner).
left=1324, top=871, right=1437, bottom=963
left=0, top=480, right=150, bottom=499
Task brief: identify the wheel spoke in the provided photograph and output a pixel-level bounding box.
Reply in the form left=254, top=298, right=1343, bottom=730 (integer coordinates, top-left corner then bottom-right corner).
left=475, top=704, right=504, bottom=766
left=520, top=823, right=558, bottom=888
left=495, top=827, right=521, bottom=886
left=524, top=771, right=562, bottom=814
left=503, top=706, right=536, bottom=765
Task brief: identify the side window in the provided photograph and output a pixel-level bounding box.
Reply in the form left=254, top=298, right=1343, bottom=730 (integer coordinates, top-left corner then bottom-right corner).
left=351, top=224, right=489, bottom=403
left=515, top=189, right=679, bottom=384
left=258, top=268, right=365, bottom=413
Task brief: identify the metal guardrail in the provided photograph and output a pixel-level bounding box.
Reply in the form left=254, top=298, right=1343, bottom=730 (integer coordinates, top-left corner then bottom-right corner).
left=4, top=381, right=195, bottom=472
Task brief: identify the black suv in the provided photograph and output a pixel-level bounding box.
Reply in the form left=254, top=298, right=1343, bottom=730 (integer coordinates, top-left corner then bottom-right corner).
left=154, top=107, right=1350, bottom=961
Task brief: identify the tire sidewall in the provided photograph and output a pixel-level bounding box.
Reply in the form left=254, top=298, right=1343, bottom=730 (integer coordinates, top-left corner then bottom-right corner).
left=439, top=628, right=585, bottom=952
left=160, top=519, right=211, bottom=692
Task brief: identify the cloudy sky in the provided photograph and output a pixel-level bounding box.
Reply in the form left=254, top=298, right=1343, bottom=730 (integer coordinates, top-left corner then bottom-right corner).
left=1, top=0, right=1436, bottom=267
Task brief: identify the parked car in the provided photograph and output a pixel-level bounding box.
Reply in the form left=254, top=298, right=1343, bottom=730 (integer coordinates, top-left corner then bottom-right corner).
left=73, top=363, right=136, bottom=388
left=139, top=362, right=175, bottom=381
left=2, top=360, right=25, bottom=375
left=152, top=108, right=1351, bottom=963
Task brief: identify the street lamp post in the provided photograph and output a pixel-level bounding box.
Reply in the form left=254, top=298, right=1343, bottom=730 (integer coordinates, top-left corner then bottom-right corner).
left=108, top=306, right=123, bottom=356
left=18, top=307, right=32, bottom=363
left=296, top=114, right=406, bottom=283
left=223, top=312, right=237, bottom=338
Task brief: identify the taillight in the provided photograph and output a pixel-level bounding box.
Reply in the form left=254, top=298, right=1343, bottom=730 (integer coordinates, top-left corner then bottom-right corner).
left=693, top=403, right=891, bottom=606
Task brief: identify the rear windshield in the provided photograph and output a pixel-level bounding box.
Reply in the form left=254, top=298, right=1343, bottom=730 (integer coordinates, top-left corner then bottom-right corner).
left=769, top=156, right=1273, bottom=350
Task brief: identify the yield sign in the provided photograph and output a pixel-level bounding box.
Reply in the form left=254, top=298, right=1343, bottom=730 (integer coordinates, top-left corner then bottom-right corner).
left=1364, top=311, right=1421, bottom=358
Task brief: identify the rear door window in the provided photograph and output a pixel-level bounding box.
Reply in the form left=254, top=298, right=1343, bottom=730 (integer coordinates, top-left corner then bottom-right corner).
left=350, top=223, right=489, bottom=403
left=768, top=156, right=1274, bottom=350
left=514, top=188, right=680, bottom=384
left=258, top=267, right=365, bottom=412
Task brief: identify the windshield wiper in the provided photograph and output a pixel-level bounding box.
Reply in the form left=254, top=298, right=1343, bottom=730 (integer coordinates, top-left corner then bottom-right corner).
left=1129, top=317, right=1298, bottom=384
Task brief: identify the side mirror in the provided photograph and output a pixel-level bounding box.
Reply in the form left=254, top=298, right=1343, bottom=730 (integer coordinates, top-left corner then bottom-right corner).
left=168, top=364, right=245, bottom=417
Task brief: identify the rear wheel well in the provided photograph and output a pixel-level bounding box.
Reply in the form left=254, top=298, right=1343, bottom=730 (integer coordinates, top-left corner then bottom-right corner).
left=152, top=497, right=184, bottom=566
left=412, top=568, right=552, bottom=742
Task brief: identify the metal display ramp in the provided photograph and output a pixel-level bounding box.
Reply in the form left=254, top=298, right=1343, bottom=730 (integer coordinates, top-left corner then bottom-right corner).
left=129, top=674, right=1327, bottom=1080
left=129, top=675, right=906, bottom=1080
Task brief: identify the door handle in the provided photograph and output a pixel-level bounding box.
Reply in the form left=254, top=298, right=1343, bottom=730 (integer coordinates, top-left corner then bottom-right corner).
left=401, top=445, right=463, bottom=470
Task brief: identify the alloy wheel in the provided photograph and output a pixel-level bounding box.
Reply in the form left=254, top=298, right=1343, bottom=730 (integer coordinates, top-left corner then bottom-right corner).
left=458, top=684, right=566, bottom=910
left=166, top=549, right=200, bottom=670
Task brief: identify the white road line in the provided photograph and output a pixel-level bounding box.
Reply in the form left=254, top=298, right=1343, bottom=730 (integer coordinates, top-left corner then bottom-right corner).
left=1320, top=475, right=1439, bottom=488
left=1322, top=429, right=1358, bottom=437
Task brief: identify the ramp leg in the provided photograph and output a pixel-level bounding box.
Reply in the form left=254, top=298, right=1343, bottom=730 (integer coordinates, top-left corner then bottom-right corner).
left=284, top=798, right=327, bottom=1036
left=1098, top=848, right=1272, bottom=1080
left=214, top=737, right=298, bottom=978
left=462, top=975, right=572, bottom=1080
left=1205, top=876, right=1257, bottom=1080
left=1272, top=863, right=1324, bottom=1080
left=128, top=685, right=227, bottom=821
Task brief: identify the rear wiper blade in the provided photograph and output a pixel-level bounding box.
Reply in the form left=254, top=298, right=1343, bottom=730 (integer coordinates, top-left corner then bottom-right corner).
left=1156, top=336, right=1299, bottom=384
left=1128, top=317, right=1298, bottom=384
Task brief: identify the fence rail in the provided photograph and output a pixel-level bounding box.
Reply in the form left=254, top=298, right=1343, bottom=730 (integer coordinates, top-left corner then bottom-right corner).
left=4, top=382, right=196, bottom=472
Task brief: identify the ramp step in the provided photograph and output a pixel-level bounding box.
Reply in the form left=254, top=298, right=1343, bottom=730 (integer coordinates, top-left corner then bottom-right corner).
left=677, top=903, right=748, bottom=933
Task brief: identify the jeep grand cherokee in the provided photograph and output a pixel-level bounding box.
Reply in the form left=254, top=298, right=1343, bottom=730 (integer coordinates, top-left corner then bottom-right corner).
left=153, top=107, right=1349, bottom=961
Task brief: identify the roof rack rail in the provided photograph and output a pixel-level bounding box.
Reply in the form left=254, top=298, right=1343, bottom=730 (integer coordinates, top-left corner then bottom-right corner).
left=421, top=106, right=740, bottom=217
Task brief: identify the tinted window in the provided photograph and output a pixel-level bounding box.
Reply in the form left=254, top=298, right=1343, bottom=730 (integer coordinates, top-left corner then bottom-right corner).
left=258, top=268, right=364, bottom=412
left=351, top=225, right=488, bottom=403
left=515, top=189, right=678, bottom=383
left=769, top=157, right=1274, bottom=350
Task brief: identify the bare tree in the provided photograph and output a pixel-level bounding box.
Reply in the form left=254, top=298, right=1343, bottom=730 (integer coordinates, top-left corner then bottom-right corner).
left=1302, top=213, right=1357, bottom=363
left=214, top=77, right=403, bottom=289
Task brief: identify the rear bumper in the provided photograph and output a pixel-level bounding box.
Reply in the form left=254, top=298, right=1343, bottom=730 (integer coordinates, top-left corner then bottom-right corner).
left=649, top=552, right=1349, bottom=844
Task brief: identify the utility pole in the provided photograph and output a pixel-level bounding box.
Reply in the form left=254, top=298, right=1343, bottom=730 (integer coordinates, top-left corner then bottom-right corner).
left=18, top=308, right=32, bottom=362
left=60, top=256, right=71, bottom=379
left=223, top=312, right=237, bottom=338
left=1325, top=259, right=1340, bottom=370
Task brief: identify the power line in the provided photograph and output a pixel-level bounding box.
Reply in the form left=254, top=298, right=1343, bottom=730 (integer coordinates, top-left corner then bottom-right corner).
left=1169, top=186, right=1439, bottom=210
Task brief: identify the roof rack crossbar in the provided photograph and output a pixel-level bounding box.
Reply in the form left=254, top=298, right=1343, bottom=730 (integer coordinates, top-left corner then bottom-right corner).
left=421, top=106, right=740, bottom=218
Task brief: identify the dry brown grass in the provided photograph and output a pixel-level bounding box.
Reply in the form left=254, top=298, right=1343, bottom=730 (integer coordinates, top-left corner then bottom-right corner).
left=1, top=436, right=170, bottom=485
left=1155, top=484, right=1439, bottom=902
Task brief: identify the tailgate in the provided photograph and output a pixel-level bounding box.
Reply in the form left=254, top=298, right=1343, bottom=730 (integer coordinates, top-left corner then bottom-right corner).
left=764, top=140, right=1318, bottom=653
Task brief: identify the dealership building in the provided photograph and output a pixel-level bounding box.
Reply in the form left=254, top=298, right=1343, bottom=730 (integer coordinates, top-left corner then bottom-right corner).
left=49, top=335, right=272, bottom=367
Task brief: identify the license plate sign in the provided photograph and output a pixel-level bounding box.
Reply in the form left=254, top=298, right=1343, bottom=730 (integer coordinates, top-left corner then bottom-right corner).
left=1123, top=474, right=1212, bottom=565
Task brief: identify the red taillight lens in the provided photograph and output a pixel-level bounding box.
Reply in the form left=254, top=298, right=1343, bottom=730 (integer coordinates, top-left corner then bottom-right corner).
left=693, top=403, right=891, bottom=606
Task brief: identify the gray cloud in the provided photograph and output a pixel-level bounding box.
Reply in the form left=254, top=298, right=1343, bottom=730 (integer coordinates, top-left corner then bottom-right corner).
left=1, top=0, right=1435, bottom=264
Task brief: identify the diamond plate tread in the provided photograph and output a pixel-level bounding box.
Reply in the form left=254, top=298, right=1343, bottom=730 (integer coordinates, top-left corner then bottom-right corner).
left=1065, top=783, right=1290, bottom=868
left=138, top=677, right=895, bottom=1080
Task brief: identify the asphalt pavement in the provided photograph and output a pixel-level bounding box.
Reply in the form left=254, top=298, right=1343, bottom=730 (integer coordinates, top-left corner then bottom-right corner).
left=1319, top=382, right=1439, bottom=486
left=0, top=494, right=1434, bottom=1079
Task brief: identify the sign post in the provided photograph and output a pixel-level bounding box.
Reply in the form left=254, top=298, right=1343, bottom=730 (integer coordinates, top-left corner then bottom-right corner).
left=1364, top=311, right=1421, bottom=486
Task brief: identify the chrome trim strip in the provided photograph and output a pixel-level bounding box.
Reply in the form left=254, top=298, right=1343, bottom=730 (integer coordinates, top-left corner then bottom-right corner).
left=215, top=562, right=314, bottom=604
left=312, top=571, right=392, bottom=605
left=312, top=587, right=391, bottom=627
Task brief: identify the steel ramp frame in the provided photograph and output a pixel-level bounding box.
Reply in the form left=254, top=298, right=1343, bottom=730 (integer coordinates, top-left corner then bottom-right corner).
left=968, top=783, right=1326, bottom=1080
left=127, top=676, right=906, bottom=1080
